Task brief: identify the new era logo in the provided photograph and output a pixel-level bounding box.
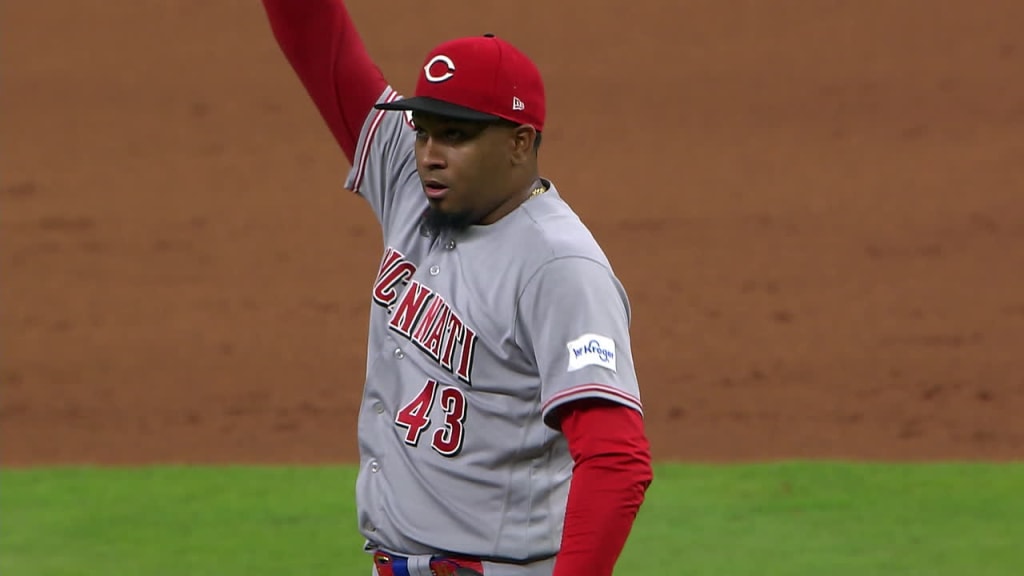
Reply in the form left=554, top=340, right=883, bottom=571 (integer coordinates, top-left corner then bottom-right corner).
left=512, top=96, right=525, bottom=111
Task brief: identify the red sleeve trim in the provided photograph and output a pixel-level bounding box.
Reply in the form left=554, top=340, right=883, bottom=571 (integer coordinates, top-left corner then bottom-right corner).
left=543, top=383, right=643, bottom=416
left=553, top=399, right=653, bottom=576
left=350, top=90, right=399, bottom=193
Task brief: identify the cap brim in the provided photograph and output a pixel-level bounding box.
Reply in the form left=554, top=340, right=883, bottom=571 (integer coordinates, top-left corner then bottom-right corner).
left=374, top=97, right=504, bottom=123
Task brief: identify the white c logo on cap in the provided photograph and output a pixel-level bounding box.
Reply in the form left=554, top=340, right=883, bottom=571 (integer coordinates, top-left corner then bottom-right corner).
left=423, top=54, right=456, bottom=83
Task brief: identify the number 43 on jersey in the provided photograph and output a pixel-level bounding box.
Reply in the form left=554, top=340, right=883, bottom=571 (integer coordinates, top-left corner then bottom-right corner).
left=395, top=380, right=467, bottom=457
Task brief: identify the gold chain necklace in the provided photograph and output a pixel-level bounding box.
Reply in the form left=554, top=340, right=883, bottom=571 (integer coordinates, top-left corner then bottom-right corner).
left=529, top=185, right=546, bottom=198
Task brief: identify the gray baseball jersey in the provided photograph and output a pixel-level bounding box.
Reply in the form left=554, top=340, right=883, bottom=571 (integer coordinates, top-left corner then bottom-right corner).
left=346, top=86, right=643, bottom=564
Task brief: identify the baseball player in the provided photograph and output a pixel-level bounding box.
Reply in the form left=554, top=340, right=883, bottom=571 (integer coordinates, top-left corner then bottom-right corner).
left=261, top=2, right=653, bottom=575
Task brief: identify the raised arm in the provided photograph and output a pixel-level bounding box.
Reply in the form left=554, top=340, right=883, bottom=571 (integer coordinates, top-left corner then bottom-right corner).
left=261, top=0, right=387, bottom=164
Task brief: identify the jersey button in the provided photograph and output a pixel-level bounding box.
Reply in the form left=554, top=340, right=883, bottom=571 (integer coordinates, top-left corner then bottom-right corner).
left=369, top=460, right=381, bottom=473
left=393, top=347, right=405, bottom=359
left=374, top=402, right=385, bottom=414
left=445, top=240, right=456, bottom=250
left=429, top=265, right=440, bottom=276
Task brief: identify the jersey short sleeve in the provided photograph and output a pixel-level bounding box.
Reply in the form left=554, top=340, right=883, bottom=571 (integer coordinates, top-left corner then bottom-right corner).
left=343, top=86, right=417, bottom=227
left=515, top=256, right=643, bottom=428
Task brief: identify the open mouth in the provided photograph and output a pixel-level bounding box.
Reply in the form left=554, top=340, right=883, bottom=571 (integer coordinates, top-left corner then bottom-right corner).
left=423, top=180, right=449, bottom=199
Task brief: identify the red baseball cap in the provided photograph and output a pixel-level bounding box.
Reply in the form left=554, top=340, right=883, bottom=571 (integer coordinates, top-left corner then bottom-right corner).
left=375, top=34, right=546, bottom=132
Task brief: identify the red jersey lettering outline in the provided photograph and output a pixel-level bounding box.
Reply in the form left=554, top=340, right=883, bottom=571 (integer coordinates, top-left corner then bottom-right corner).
left=389, top=281, right=433, bottom=338
left=374, top=247, right=479, bottom=385
left=373, top=247, right=417, bottom=307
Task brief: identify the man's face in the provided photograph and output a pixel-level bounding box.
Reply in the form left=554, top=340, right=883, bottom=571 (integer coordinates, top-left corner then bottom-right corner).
left=412, top=112, right=515, bottom=233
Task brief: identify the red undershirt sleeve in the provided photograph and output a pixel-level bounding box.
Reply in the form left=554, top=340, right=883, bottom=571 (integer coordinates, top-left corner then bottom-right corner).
left=553, top=399, right=654, bottom=576
left=261, top=0, right=387, bottom=164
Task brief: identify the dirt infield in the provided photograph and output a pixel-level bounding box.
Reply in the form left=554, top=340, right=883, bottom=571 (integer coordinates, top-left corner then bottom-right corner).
left=2, top=1, right=1023, bottom=466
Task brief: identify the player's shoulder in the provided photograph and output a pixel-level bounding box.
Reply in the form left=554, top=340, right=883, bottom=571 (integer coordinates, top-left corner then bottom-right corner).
left=516, top=180, right=613, bottom=269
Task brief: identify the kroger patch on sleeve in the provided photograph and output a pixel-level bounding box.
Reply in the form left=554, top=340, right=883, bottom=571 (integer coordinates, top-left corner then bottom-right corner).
left=566, top=333, right=617, bottom=373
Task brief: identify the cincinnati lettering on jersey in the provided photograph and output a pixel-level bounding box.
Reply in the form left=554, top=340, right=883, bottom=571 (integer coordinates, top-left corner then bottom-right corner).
left=373, top=247, right=478, bottom=385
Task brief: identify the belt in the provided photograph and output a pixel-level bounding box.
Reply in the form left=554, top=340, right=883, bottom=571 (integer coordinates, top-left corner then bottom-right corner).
left=373, top=550, right=485, bottom=576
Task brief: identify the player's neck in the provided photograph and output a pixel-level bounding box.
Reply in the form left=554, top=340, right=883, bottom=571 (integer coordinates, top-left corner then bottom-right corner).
left=477, top=173, right=543, bottom=226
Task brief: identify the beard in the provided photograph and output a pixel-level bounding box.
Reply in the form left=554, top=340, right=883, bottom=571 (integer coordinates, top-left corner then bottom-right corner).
left=420, top=204, right=474, bottom=237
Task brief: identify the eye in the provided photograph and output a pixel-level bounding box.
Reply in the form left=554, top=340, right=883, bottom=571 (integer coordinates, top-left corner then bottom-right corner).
left=413, top=126, right=428, bottom=140
left=442, top=129, right=466, bottom=143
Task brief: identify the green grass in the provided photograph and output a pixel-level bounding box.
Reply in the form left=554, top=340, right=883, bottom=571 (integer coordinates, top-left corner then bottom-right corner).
left=1, top=462, right=1022, bottom=575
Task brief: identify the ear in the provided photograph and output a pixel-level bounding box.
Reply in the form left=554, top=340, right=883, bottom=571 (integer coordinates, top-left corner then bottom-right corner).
left=509, top=124, right=537, bottom=165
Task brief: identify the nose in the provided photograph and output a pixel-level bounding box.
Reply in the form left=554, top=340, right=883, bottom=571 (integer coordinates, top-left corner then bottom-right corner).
left=418, top=137, right=447, bottom=171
